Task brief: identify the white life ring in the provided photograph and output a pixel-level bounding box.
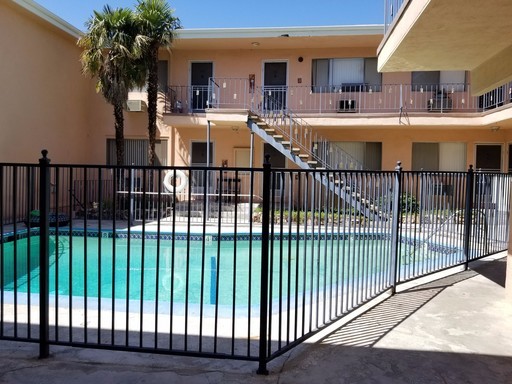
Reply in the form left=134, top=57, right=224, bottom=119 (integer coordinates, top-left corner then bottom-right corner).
left=163, top=170, right=188, bottom=193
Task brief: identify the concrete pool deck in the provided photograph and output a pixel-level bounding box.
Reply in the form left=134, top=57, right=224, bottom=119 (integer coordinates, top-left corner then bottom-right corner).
left=0, top=254, right=511, bottom=383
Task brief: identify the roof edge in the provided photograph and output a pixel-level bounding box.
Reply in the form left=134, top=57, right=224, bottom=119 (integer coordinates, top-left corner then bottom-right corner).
left=176, top=25, right=384, bottom=39
left=11, top=0, right=82, bottom=39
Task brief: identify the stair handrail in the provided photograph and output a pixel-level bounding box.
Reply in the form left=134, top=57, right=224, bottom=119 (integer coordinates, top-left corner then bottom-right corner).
left=247, top=87, right=383, bottom=220
left=252, top=86, right=364, bottom=170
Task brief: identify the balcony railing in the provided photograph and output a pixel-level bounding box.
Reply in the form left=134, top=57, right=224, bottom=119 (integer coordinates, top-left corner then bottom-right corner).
left=164, top=79, right=512, bottom=116
left=384, top=0, right=408, bottom=32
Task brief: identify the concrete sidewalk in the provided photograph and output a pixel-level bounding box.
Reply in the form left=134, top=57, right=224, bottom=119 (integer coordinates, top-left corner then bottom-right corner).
left=1, top=255, right=511, bottom=384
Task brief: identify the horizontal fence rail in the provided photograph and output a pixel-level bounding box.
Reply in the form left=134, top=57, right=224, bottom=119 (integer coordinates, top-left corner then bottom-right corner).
left=165, top=80, right=512, bottom=115
left=0, top=153, right=510, bottom=373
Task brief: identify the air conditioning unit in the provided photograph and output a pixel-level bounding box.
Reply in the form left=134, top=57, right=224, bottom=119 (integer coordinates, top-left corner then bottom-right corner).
left=126, top=100, right=143, bottom=112
left=338, top=99, right=356, bottom=112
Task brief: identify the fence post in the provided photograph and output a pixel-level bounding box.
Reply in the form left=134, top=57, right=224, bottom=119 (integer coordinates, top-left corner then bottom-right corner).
left=257, top=155, right=271, bottom=375
left=463, top=165, right=474, bottom=270
left=39, top=150, right=50, bottom=358
left=391, top=161, right=402, bottom=294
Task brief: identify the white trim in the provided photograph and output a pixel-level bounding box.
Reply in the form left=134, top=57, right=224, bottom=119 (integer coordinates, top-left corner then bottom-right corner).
left=176, top=25, right=384, bottom=40
left=11, top=0, right=82, bottom=38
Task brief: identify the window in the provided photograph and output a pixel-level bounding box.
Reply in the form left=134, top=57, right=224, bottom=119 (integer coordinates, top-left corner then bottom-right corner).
left=234, top=148, right=251, bottom=169
left=106, top=139, right=167, bottom=166
left=312, top=58, right=381, bottom=93
left=411, top=70, right=466, bottom=92
left=412, top=142, right=466, bottom=171
left=322, top=142, right=382, bottom=170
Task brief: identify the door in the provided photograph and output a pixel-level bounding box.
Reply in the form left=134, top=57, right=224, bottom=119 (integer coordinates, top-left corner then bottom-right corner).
left=475, top=144, right=502, bottom=172
left=263, top=62, right=287, bottom=111
left=191, top=62, right=213, bottom=110
left=158, top=60, right=168, bottom=91
left=191, top=141, right=214, bottom=194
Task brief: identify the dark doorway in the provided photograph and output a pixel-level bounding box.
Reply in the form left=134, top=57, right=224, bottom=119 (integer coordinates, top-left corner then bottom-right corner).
left=190, top=141, right=214, bottom=194
left=263, top=62, right=287, bottom=111
left=191, top=62, right=213, bottom=110
left=264, top=143, right=286, bottom=192
left=158, top=60, right=168, bottom=91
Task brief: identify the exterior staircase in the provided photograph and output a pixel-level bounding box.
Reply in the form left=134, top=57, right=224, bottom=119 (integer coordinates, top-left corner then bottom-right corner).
left=246, top=92, right=384, bottom=221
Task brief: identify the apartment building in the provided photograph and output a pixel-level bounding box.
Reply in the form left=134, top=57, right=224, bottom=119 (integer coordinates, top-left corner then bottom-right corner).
left=3, top=0, right=512, bottom=174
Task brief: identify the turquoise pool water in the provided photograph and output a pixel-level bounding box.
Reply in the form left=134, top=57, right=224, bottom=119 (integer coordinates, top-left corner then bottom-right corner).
left=2, top=234, right=394, bottom=306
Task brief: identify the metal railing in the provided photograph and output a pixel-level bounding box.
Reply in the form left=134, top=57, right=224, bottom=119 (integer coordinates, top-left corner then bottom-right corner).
left=166, top=80, right=512, bottom=115
left=384, top=0, right=408, bottom=32
left=0, top=152, right=510, bottom=373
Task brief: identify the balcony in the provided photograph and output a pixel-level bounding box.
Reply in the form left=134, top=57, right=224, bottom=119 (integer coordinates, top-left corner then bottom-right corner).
left=163, top=79, right=512, bottom=116
left=379, top=0, right=512, bottom=95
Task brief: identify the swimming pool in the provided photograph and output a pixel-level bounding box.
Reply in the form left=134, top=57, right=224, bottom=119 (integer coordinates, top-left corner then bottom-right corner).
left=2, top=232, right=397, bottom=308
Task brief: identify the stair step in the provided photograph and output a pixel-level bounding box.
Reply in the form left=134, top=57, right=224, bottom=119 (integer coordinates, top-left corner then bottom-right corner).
left=298, top=154, right=309, bottom=159
left=264, top=128, right=275, bottom=133
left=281, top=141, right=291, bottom=147
left=307, top=161, right=318, bottom=166
left=291, top=147, right=300, bottom=154
left=273, top=135, right=283, bottom=141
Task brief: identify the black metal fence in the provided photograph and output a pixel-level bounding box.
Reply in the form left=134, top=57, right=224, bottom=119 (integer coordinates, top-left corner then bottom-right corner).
left=0, top=152, right=510, bottom=374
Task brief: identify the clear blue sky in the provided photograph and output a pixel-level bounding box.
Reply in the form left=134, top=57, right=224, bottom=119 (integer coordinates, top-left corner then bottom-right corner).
left=34, top=0, right=384, bottom=30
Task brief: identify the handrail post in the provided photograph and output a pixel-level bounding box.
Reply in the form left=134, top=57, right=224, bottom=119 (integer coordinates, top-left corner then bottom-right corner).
left=39, top=149, right=50, bottom=358
left=257, top=154, right=271, bottom=375
left=463, top=165, right=474, bottom=269
left=391, top=161, right=402, bottom=294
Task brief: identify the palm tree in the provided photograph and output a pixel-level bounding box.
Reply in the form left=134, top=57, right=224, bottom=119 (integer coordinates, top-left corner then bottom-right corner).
left=78, top=6, right=146, bottom=166
left=135, top=0, right=180, bottom=166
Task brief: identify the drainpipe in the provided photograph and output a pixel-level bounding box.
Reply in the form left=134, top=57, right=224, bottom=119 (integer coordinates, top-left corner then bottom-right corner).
left=250, top=132, right=254, bottom=168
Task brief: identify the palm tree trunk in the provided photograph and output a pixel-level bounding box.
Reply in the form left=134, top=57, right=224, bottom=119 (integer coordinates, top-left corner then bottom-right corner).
left=114, top=102, right=125, bottom=166
left=147, top=45, right=159, bottom=166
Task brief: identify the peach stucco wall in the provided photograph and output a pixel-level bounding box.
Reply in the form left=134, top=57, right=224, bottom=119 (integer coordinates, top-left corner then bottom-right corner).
left=0, top=2, right=94, bottom=163
left=169, top=123, right=509, bottom=172
left=3, top=1, right=511, bottom=173
left=0, top=1, right=155, bottom=165
left=169, top=47, right=379, bottom=89
left=316, top=126, right=509, bottom=170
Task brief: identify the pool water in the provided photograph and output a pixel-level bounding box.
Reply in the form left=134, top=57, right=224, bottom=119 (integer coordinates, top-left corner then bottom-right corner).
left=2, top=235, right=394, bottom=306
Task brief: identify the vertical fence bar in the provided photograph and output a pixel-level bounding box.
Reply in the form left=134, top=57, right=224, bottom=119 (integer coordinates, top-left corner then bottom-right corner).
left=463, top=165, right=474, bottom=269
left=38, top=150, right=50, bottom=358
left=391, top=161, right=402, bottom=293
left=257, top=155, right=271, bottom=375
